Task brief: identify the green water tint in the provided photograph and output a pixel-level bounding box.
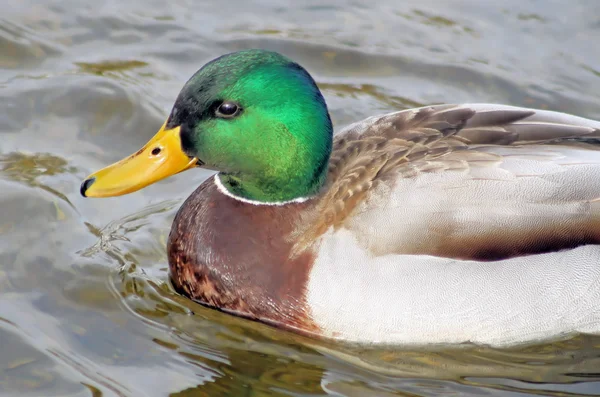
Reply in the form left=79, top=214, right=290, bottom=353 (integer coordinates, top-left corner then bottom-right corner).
left=2, top=0, right=600, bottom=395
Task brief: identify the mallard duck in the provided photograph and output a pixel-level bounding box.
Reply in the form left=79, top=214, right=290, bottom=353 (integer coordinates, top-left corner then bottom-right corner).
left=81, top=49, right=600, bottom=346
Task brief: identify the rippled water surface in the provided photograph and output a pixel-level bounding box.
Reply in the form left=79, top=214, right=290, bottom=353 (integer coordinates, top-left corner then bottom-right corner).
left=2, top=0, right=600, bottom=395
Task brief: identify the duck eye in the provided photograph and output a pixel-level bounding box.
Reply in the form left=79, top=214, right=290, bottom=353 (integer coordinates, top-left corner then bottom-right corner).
left=216, top=101, right=241, bottom=118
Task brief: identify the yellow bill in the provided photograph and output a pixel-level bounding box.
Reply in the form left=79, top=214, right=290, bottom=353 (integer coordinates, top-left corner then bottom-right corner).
left=81, top=122, right=197, bottom=197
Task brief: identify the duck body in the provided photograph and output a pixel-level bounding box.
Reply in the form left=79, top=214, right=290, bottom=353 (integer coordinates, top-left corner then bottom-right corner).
left=82, top=50, right=600, bottom=346
left=168, top=104, right=600, bottom=346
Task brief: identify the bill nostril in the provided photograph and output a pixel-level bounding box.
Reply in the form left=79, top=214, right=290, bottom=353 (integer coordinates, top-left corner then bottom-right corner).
left=80, top=177, right=96, bottom=197
left=151, top=147, right=161, bottom=156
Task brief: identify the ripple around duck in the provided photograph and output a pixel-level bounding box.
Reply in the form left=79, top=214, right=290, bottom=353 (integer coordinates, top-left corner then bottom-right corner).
left=107, top=271, right=600, bottom=395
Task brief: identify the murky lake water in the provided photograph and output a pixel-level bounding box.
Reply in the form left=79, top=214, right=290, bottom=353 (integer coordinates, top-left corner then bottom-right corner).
left=2, top=0, right=600, bottom=395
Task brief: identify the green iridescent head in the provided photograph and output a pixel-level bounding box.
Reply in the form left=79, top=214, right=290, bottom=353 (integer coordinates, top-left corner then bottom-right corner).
left=81, top=49, right=333, bottom=203
left=171, top=50, right=333, bottom=202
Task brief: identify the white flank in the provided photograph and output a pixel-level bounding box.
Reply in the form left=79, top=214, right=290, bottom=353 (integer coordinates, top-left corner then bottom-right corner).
left=307, top=228, right=600, bottom=346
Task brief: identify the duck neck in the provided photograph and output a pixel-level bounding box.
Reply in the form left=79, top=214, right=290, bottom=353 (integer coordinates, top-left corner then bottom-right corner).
left=217, top=123, right=332, bottom=204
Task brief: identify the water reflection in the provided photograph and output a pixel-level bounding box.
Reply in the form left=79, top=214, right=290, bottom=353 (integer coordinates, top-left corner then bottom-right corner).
left=1, top=152, right=77, bottom=206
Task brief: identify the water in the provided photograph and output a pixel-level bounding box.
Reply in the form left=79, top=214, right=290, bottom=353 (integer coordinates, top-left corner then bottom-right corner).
left=1, top=0, right=600, bottom=395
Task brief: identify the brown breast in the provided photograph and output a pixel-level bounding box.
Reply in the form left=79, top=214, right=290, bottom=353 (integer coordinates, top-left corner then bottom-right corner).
left=167, top=176, right=320, bottom=333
